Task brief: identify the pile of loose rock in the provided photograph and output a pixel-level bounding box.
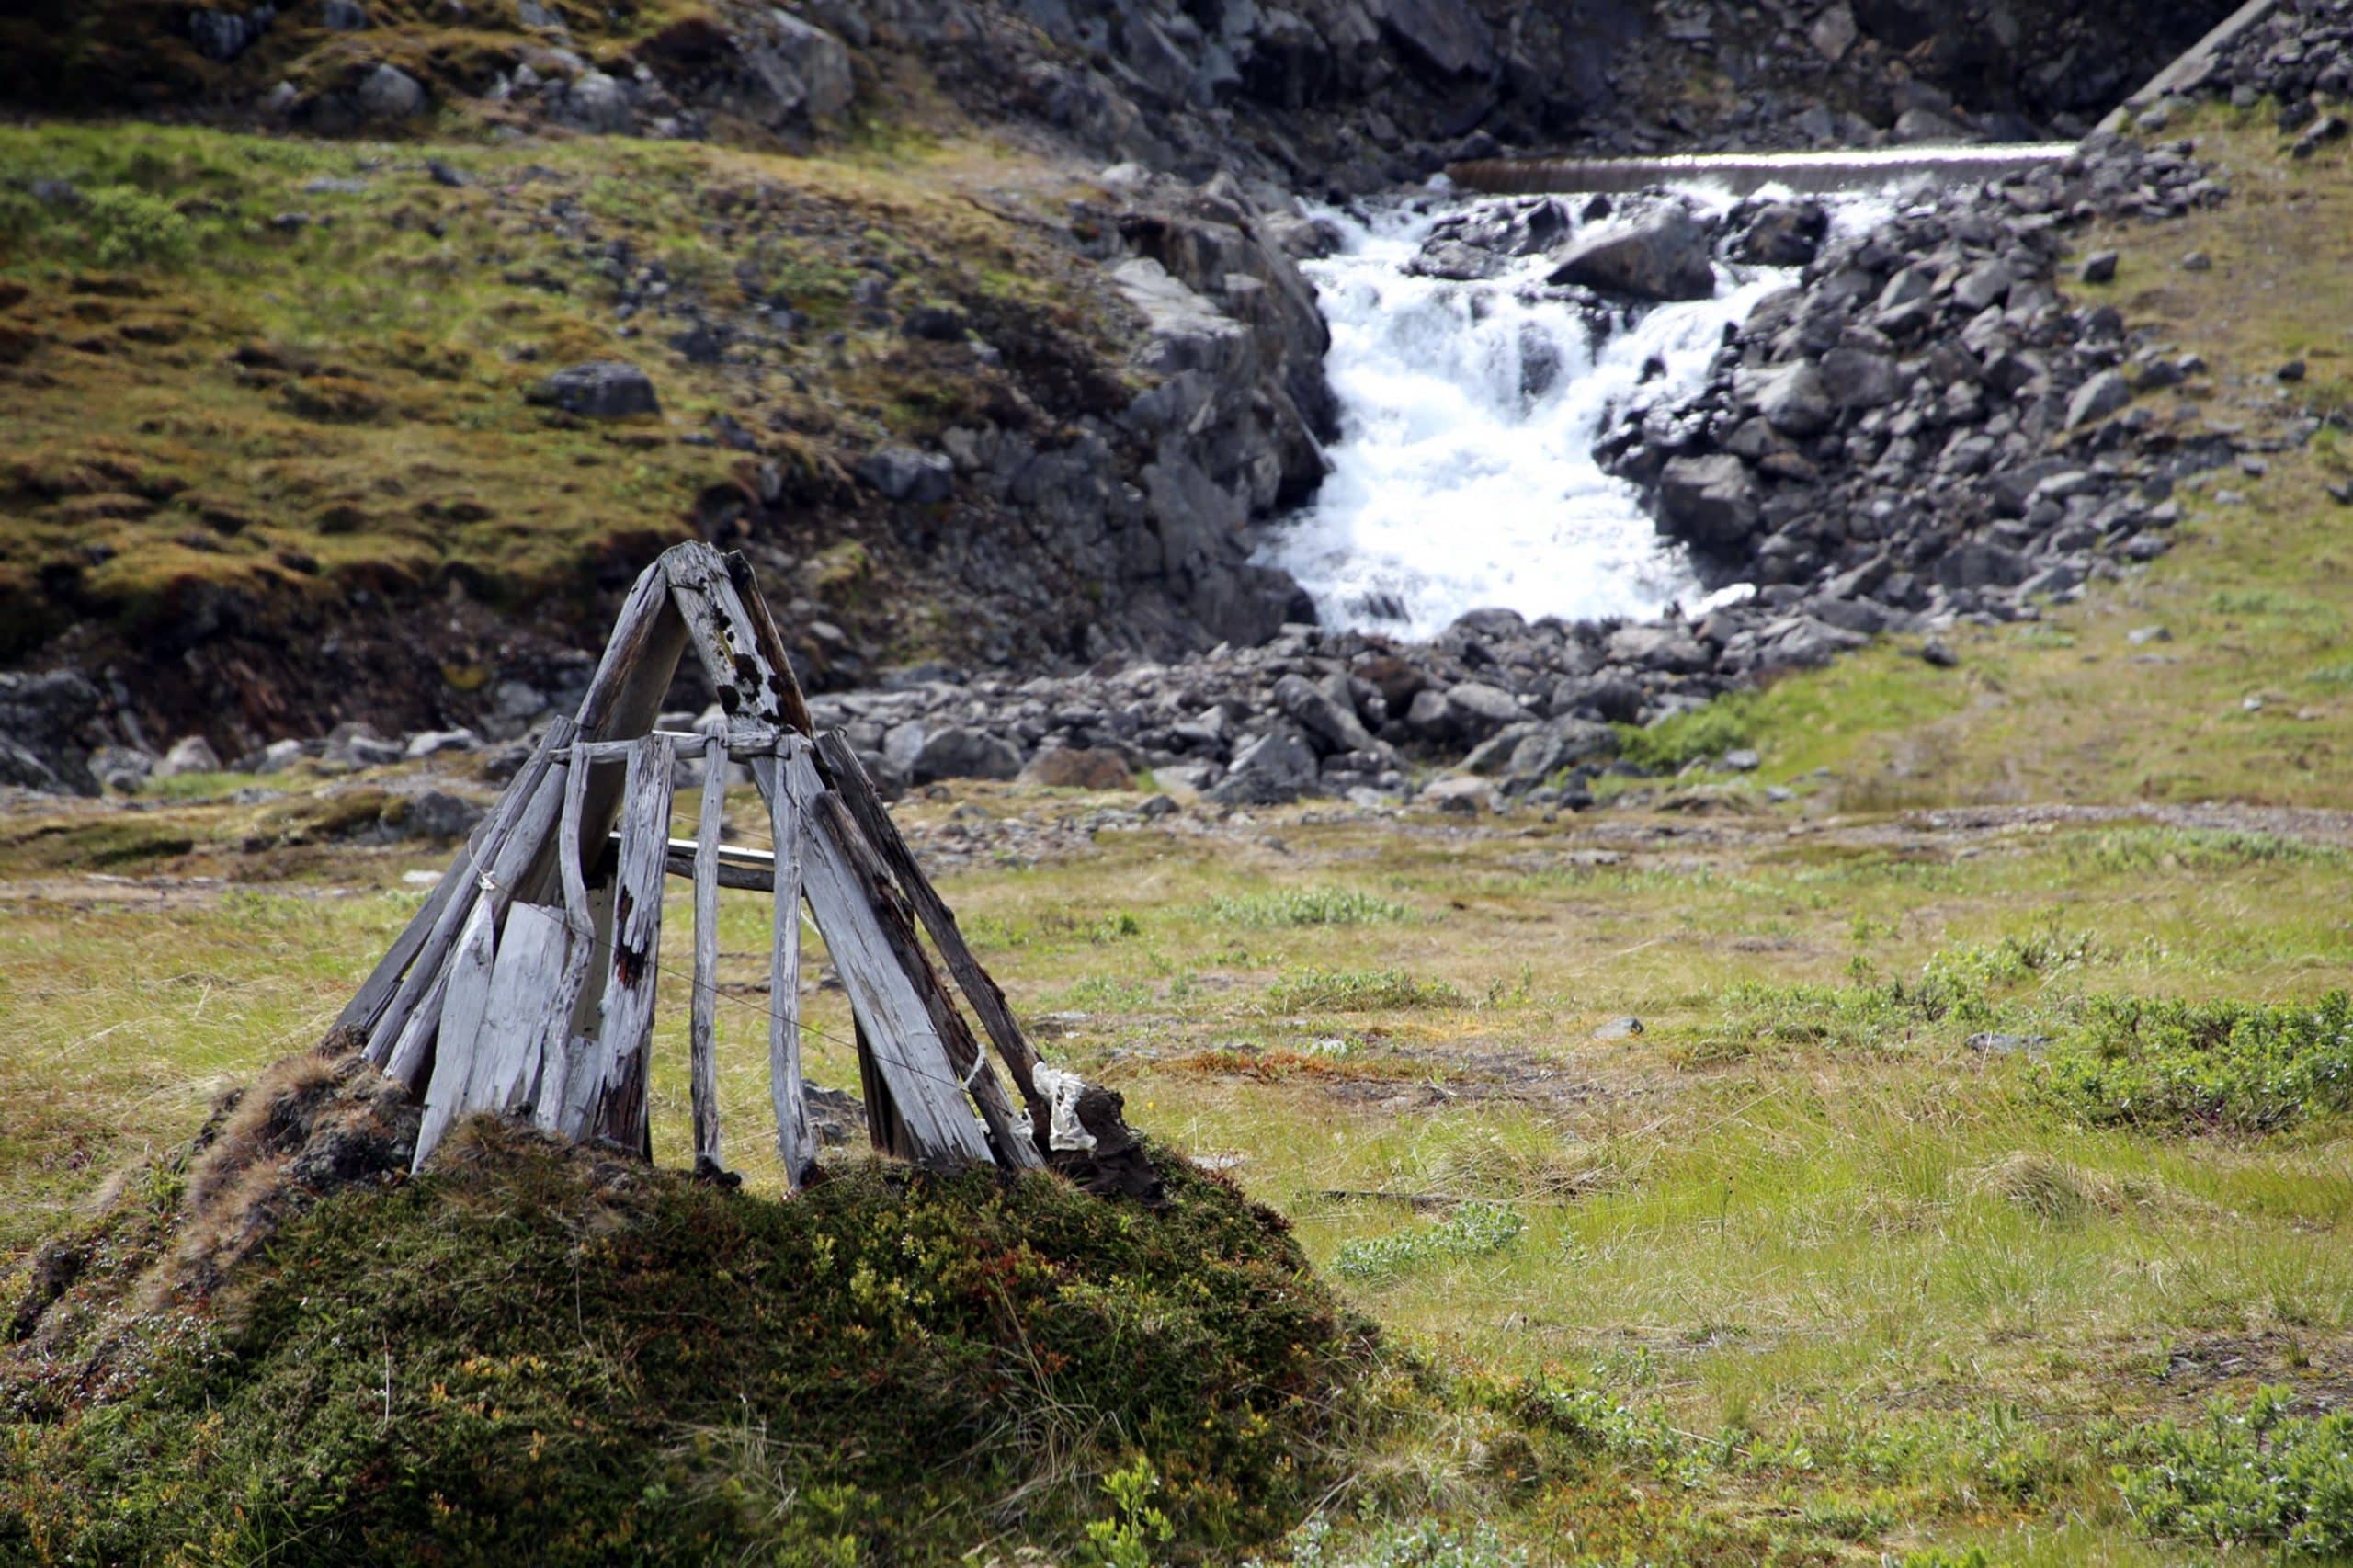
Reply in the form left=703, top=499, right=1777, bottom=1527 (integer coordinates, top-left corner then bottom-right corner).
left=1596, top=131, right=2250, bottom=639
left=2167, top=0, right=2353, bottom=157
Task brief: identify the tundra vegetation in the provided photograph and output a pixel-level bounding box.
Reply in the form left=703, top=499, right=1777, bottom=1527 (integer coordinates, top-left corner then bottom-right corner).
left=5, top=76, right=2353, bottom=1568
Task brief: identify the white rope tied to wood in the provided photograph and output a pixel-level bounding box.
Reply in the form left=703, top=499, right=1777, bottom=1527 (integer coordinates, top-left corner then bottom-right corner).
left=1029, top=1064, right=1097, bottom=1153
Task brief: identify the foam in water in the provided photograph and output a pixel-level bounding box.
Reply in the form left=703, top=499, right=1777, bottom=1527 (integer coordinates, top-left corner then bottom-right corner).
left=1263, top=186, right=1892, bottom=639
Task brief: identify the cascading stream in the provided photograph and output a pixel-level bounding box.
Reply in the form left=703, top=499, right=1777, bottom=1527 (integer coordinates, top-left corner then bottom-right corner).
left=1262, top=187, right=1891, bottom=639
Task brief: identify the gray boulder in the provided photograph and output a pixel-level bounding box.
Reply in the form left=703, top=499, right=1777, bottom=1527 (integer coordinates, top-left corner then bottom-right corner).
left=1207, top=727, right=1317, bottom=804
left=1411, top=681, right=1519, bottom=745
left=1272, top=672, right=1372, bottom=755
left=356, top=63, right=426, bottom=120
left=1657, top=455, right=1763, bottom=545
left=398, top=790, right=485, bottom=841
left=1729, top=201, right=1827, bottom=267
left=1607, top=624, right=1710, bottom=674
left=321, top=0, right=369, bottom=29
left=857, top=447, right=955, bottom=506
left=912, top=726, right=1021, bottom=783
left=1367, top=0, right=1496, bottom=80
left=732, top=7, right=856, bottom=123
left=0, top=740, right=58, bottom=791
left=156, top=735, right=224, bottom=778
left=188, top=6, right=273, bottom=62
left=532, top=360, right=660, bottom=418
left=89, top=745, right=155, bottom=792
left=2066, top=370, right=2133, bottom=427
left=1757, top=363, right=1833, bottom=436
left=1819, top=347, right=1904, bottom=410
left=1549, top=206, right=1717, bottom=302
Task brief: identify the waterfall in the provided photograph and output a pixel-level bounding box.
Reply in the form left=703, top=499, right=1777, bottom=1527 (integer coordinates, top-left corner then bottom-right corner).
left=1262, top=187, right=1891, bottom=639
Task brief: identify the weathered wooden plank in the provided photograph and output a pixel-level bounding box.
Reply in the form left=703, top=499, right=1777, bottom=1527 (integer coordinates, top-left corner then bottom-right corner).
left=665, top=545, right=782, bottom=731
left=572, top=726, right=782, bottom=766
left=763, top=745, right=992, bottom=1167
left=812, top=786, right=1040, bottom=1170
left=381, top=752, right=573, bottom=1092
left=719, top=548, right=817, bottom=735
left=765, top=751, right=816, bottom=1190
left=813, top=733, right=1048, bottom=1124
left=460, top=901, right=574, bottom=1123
left=586, top=734, right=675, bottom=1156
left=688, top=735, right=726, bottom=1172
left=534, top=738, right=597, bottom=1135
left=336, top=810, right=483, bottom=1040
left=665, top=543, right=817, bottom=735
left=365, top=718, right=574, bottom=1068
left=411, top=899, right=498, bottom=1171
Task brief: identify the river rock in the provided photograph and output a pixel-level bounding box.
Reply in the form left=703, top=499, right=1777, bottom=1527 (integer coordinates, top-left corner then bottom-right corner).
left=1657, top=454, right=1762, bottom=545
left=913, top=726, right=1022, bottom=783
left=1548, top=205, right=1717, bottom=302
left=1272, top=671, right=1372, bottom=754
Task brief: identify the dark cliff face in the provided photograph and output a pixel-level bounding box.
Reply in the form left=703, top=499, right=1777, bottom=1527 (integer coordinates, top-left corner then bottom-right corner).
left=895, top=0, right=2245, bottom=193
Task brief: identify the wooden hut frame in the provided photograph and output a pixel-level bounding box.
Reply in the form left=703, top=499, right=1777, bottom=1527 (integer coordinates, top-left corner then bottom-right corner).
left=337, top=541, right=1098, bottom=1187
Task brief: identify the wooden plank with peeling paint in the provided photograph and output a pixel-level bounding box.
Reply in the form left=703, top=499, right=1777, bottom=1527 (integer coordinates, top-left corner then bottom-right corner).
left=586, top=734, right=674, bottom=1156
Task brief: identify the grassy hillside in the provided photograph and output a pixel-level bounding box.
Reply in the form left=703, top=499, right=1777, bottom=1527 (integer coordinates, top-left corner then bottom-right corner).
left=0, top=120, right=1128, bottom=710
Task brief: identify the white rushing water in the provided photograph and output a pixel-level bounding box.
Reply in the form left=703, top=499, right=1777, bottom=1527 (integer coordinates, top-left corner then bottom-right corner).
left=1262, top=187, right=1888, bottom=638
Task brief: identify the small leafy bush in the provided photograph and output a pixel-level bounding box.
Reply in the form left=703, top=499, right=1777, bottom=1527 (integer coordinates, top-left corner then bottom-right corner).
left=2109, top=1387, right=2353, bottom=1552
left=1267, top=968, right=1465, bottom=1012
left=2036, top=991, right=2353, bottom=1132
left=1615, top=699, right=1754, bottom=774
left=1332, top=1203, right=1525, bottom=1283
left=2072, top=826, right=2344, bottom=874
left=80, top=185, right=195, bottom=267
left=1207, top=887, right=1412, bottom=928
left=1258, top=1517, right=1529, bottom=1568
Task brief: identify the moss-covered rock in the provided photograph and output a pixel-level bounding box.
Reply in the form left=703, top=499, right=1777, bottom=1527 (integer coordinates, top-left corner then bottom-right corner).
left=2, top=1104, right=1372, bottom=1565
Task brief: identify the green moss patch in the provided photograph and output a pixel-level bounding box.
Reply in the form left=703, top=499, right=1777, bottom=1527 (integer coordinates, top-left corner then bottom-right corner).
left=1, top=1116, right=1373, bottom=1565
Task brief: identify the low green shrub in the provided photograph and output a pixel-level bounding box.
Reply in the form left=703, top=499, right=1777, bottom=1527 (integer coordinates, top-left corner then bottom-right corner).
left=1615, top=699, right=1755, bottom=775
left=2037, top=991, right=2353, bottom=1131
left=1331, top=1203, right=1525, bottom=1284
left=2109, top=1386, right=2353, bottom=1552
left=1207, top=888, right=1413, bottom=928
left=1267, top=968, right=1466, bottom=1012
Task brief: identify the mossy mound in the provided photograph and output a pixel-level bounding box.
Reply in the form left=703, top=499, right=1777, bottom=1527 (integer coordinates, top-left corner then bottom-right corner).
left=2, top=1103, right=1371, bottom=1565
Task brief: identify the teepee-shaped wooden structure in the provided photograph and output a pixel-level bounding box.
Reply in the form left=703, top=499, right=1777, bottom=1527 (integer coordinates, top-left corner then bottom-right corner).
left=335, top=542, right=1117, bottom=1190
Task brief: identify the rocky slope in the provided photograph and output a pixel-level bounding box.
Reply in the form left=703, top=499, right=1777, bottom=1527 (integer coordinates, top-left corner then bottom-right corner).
left=0, top=0, right=2310, bottom=794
